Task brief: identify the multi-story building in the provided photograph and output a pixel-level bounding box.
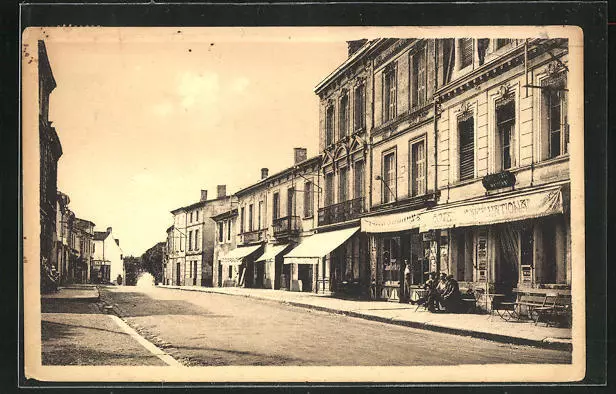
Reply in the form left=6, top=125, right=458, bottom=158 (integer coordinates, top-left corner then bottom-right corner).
left=71, top=218, right=95, bottom=284
left=38, top=40, right=63, bottom=292
left=55, top=191, right=72, bottom=285
left=227, top=148, right=320, bottom=291
left=165, top=187, right=234, bottom=287
left=163, top=225, right=173, bottom=285
left=212, top=209, right=238, bottom=287
left=311, top=37, right=572, bottom=305
left=92, top=226, right=124, bottom=284
left=421, top=38, right=571, bottom=304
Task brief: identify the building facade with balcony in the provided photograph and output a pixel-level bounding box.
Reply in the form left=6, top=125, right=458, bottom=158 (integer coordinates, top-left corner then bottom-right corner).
left=228, top=149, right=320, bottom=291
left=165, top=187, right=234, bottom=287
left=422, top=38, right=572, bottom=304
left=212, top=209, right=238, bottom=287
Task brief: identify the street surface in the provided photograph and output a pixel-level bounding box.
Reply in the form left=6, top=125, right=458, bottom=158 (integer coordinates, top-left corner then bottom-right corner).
left=97, top=286, right=571, bottom=366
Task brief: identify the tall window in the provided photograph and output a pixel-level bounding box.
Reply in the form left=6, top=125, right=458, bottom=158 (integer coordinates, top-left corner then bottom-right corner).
left=325, top=105, right=334, bottom=146
left=338, top=167, right=349, bottom=203
left=240, top=207, right=245, bottom=233
left=190, top=212, right=193, bottom=223
left=227, top=219, right=231, bottom=241
left=196, top=210, right=199, bottom=222
left=496, top=100, right=516, bottom=171
left=325, top=172, right=334, bottom=207
left=458, top=115, right=475, bottom=180
left=248, top=204, right=253, bottom=231
left=194, top=229, right=199, bottom=250
left=383, top=63, right=397, bottom=122
left=354, top=82, right=365, bottom=131
left=354, top=160, right=365, bottom=200
left=412, top=49, right=426, bottom=107
left=258, top=201, right=263, bottom=229
left=339, top=92, right=349, bottom=140
left=218, top=222, right=224, bottom=243
left=542, top=74, right=568, bottom=159
left=188, top=230, right=193, bottom=250
left=304, top=181, right=314, bottom=217
left=458, top=38, right=473, bottom=69
left=272, top=192, right=280, bottom=221
left=382, top=151, right=396, bottom=203
left=411, top=140, right=426, bottom=196
left=287, top=187, right=295, bottom=217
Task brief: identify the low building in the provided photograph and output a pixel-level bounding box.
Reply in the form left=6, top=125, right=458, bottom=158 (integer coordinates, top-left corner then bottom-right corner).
left=71, top=218, right=95, bottom=284
left=92, top=227, right=124, bottom=284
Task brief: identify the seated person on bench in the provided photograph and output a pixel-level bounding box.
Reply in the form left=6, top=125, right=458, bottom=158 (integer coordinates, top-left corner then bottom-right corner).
left=439, top=275, right=463, bottom=313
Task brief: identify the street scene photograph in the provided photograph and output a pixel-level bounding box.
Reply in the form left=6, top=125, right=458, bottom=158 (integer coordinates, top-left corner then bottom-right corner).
left=22, top=25, right=585, bottom=382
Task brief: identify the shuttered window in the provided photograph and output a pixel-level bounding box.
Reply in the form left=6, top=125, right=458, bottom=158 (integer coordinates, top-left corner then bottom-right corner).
left=383, top=152, right=396, bottom=203
left=383, top=64, right=397, bottom=122
left=497, top=100, right=516, bottom=170
left=354, top=161, right=365, bottom=199
left=411, top=140, right=426, bottom=196
left=339, top=93, right=349, bottom=139
left=541, top=73, right=568, bottom=159
left=458, top=116, right=475, bottom=181
left=325, top=106, right=334, bottom=146
left=325, top=173, right=334, bottom=207
left=458, top=38, right=473, bottom=69
left=354, top=83, right=366, bottom=131
left=338, top=167, right=349, bottom=203
left=412, top=49, right=426, bottom=108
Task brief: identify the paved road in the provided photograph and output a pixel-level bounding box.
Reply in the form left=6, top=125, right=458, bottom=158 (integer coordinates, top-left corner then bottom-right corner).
left=100, top=286, right=571, bottom=366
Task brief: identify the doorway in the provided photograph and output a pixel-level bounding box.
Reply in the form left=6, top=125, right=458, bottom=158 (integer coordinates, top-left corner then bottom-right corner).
left=218, top=261, right=223, bottom=287
left=255, top=262, right=265, bottom=288
left=192, top=262, right=198, bottom=285
left=298, top=264, right=313, bottom=292
left=176, top=262, right=181, bottom=285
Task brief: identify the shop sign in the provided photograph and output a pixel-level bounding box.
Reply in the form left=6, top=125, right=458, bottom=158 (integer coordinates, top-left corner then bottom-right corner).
left=420, top=186, right=564, bottom=232
left=482, top=171, right=516, bottom=190
left=361, top=209, right=424, bottom=233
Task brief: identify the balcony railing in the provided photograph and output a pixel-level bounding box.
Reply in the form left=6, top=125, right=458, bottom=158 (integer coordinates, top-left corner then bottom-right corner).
left=318, top=197, right=365, bottom=226
left=273, top=216, right=302, bottom=238
left=241, top=229, right=265, bottom=244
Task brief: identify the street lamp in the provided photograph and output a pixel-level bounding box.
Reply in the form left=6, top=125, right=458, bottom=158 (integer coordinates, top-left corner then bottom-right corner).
left=375, top=175, right=396, bottom=202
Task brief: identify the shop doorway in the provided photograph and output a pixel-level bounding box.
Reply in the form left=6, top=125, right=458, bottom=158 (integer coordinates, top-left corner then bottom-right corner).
left=281, top=263, right=291, bottom=289
left=192, top=262, right=198, bottom=286
left=217, top=261, right=223, bottom=287
left=298, top=264, right=313, bottom=292
left=176, top=262, right=181, bottom=285
left=255, top=262, right=265, bottom=288
left=495, top=224, right=519, bottom=293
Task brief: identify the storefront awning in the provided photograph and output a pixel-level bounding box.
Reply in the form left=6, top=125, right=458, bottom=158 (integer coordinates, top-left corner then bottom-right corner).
left=420, top=185, right=564, bottom=232
left=283, top=227, right=359, bottom=265
left=219, top=244, right=262, bottom=265
left=360, top=209, right=426, bottom=233
left=255, top=244, right=290, bottom=263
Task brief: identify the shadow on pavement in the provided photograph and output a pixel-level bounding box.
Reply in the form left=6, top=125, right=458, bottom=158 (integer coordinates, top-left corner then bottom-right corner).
left=102, top=291, right=221, bottom=318
left=42, top=320, right=129, bottom=341
left=41, top=298, right=101, bottom=314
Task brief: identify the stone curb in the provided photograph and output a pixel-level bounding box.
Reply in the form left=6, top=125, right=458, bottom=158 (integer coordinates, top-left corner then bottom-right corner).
left=41, top=287, right=101, bottom=302
left=159, top=285, right=572, bottom=352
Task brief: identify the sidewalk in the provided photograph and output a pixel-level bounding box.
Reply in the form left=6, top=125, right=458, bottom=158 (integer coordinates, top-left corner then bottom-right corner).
left=161, top=285, right=572, bottom=351
left=41, top=284, right=100, bottom=301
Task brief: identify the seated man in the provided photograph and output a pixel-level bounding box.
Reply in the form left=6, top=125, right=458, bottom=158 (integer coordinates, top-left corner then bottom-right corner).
left=440, top=274, right=463, bottom=313
left=411, top=272, right=438, bottom=312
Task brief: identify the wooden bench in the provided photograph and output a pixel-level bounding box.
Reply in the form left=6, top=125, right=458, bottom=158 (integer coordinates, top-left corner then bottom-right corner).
left=513, top=292, right=572, bottom=327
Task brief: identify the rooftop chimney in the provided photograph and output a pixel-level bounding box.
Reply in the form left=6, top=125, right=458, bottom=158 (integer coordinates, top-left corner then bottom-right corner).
left=347, top=39, right=368, bottom=57
left=261, top=168, right=269, bottom=179
left=217, top=185, right=227, bottom=199
left=294, top=147, right=308, bottom=165
left=200, top=189, right=208, bottom=201
left=106, top=227, right=112, bottom=234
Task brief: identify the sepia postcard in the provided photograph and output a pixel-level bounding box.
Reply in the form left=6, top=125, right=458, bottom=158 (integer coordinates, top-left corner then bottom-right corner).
left=22, top=25, right=585, bottom=383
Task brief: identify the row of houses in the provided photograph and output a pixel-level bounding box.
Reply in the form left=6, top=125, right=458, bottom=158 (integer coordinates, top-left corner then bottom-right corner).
left=162, top=37, right=572, bottom=307
left=38, top=40, right=124, bottom=290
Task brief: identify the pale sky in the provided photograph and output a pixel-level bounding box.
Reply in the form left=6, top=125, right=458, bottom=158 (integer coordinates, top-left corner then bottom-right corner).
left=45, top=27, right=351, bottom=256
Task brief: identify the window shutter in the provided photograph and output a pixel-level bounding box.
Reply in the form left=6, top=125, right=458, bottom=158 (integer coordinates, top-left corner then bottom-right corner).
left=459, top=116, right=474, bottom=180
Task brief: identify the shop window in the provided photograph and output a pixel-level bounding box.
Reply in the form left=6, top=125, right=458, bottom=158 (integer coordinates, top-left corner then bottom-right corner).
left=325, top=105, right=334, bottom=146
left=541, top=73, right=568, bottom=160
left=354, top=161, right=365, bottom=200
left=494, top=39, right=511, bottom=50
left=304, top=181, right=314, bottom=217
left=382, top=151, right=396, bottom=203
left=383, top=63, right=397, bottom=122
left=338, top=167, right=348, bottom=203
left=354, top=82, right=366, bottom=131
left=458, top=115, right=475, bottom=181
left=458, top=38, right=473, bottom=69
left=520, top=226, right=534, bottom=285
left=411, top=49, right=426, bottom=108
left=382, top=237, right=400, bottom=283
left=325, top=172, right=334, bottom=207
left=410, top=139, right=426, bottom=196
left=339, top=92, right=349, bottom=140
left=496, top=99, right=516, bottom=171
